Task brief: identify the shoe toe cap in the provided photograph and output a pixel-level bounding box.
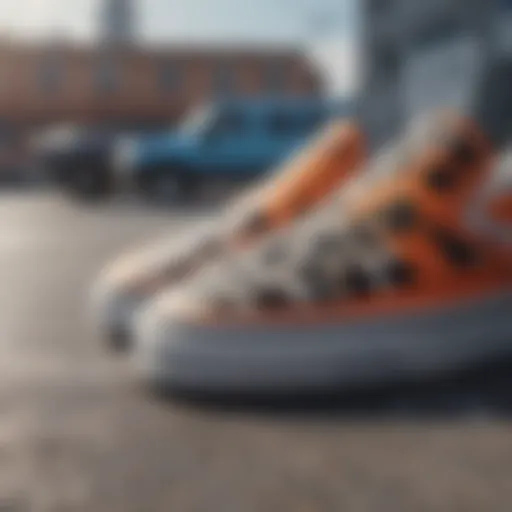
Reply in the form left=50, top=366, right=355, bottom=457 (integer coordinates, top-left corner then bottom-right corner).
left=91, top=270, right=147, bottom=352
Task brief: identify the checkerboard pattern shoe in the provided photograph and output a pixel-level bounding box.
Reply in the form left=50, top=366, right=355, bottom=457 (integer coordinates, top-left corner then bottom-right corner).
left=134, top=112, right=512, bottom=394
left=92, top=121, right=365, bottom=351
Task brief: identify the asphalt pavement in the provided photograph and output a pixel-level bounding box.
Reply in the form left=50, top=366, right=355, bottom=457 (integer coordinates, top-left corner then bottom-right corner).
left=0, top=189, right=511, bottom=512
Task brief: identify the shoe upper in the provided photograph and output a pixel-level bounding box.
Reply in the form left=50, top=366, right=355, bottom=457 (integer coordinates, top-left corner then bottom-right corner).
left=153, top=111, right=512, bottom=326
left=100, top=121, right=365, bottom=296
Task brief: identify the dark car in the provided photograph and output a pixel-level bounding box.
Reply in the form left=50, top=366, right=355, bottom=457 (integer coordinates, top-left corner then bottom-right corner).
left=0, top=124, right=30, bottom=185
left=33, top=124, right=128, bottom=200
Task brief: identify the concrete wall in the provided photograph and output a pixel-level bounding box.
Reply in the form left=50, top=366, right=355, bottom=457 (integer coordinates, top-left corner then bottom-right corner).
left=358, top=0, right=506, bottom=148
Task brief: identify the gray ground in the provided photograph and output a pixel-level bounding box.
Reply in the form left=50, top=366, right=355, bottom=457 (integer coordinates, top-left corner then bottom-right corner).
left=0, top=189, right=511, bottom=512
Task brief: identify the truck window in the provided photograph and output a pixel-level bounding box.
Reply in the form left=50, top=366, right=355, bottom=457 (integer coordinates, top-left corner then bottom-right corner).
left=268, top=111, right=324, bottom=137
left=208, top=111, right=247, bottom=137
left=179, top=105, right=214, bottom=136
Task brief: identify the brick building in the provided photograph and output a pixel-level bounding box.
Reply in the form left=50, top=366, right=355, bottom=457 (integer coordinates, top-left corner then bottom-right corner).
left=0, top=40, right=322, bottom=130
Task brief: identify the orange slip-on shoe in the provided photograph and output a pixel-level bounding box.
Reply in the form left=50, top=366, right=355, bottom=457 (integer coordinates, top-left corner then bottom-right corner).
left=134, top=111, right=512, bottom=394
left=91, top=121, right=365, bottom=351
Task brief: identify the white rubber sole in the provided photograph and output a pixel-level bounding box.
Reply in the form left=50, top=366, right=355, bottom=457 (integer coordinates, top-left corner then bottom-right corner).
left=134, top=290, right=512, bottom=394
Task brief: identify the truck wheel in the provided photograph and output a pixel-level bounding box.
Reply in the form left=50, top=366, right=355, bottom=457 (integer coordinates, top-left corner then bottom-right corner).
left=63, top=164, right=113, bottom=201
left=139, top=170, right=197, bottom=203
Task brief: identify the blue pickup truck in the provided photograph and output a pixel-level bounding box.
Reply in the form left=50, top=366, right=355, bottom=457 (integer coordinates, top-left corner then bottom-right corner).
left=113, top=97, right=352, bottom=200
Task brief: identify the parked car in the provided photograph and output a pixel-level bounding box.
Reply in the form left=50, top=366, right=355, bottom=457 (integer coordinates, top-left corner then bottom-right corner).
left=32, top=124, right=160, bottom=200
left=0, top=125, right=30, bottom=185
left=32, top=124, right=112, bottom=199
left=113, top=97, right=353, bottom=201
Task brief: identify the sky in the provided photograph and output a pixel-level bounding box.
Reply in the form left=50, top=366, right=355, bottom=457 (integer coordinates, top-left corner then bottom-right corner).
left=0, top=0, right=359, bottom=95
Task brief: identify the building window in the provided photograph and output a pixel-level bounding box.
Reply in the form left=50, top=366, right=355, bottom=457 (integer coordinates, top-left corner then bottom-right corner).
left=378, top=46, right=399, bottom=75
left=39, top=54, right=64, bottom=96
left=95, top=57, right=119, bottom=95
left=213, top=62, right=236, bottom=97
left=368, top=0, right=392, bottom=17
left=413, top=18, right=459, bottom=51
left=265, top=62, right=287, bottom=93
left=159, top=61, right=182, bottom=93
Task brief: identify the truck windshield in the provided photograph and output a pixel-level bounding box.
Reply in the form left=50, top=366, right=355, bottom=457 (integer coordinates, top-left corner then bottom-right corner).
left=35, top=125, right=83, bottom=148
left=179, top=105, right=216, bottom=136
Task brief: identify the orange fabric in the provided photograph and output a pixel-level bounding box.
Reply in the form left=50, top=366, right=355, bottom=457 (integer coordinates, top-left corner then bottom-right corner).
left=489, top=195, right=512, bottom=224
left=261, top=122, right=365, bottom=227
